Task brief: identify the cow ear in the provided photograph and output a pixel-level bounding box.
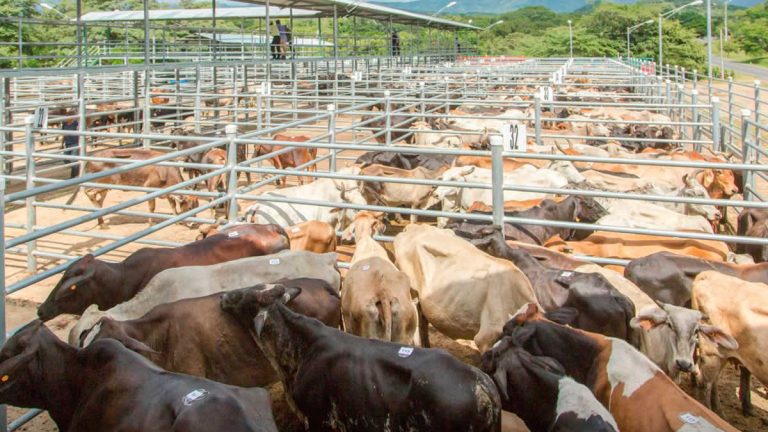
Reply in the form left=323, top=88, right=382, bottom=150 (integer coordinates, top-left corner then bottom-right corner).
left=698, top=170, right=715, bottom=187
left=630, top=306, right=669, bottom=331
left=699, top=324, right=739, bottom=351
left=545, top=307, right=579, bottom=326
left=281, top=287, right=302, bottom=304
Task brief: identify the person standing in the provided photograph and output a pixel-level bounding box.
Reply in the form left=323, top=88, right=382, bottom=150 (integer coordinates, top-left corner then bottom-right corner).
left=276, top=20, right=289, bottom=60
left=391, top=31, right=400, bottom=57
left=270, top=20, right=282, bottom=60
left=61, top=111, right=80, bottom=178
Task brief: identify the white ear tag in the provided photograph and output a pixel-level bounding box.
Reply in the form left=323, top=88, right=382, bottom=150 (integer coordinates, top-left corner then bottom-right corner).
left=398, top=347, right=414, bottom=358
left=183, top=389, right=209, bottom=406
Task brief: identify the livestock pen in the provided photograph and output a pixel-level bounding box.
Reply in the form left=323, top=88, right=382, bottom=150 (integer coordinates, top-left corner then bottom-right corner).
left=2, top=6, right=768, bottom=430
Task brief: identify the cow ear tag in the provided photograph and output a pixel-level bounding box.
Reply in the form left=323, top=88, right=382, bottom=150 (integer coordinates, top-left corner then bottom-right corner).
left=1, top=375, right=9, bottom=382
left=69, top=285, right=77, bottom=291
left=398, top=347, right=413, bottom=358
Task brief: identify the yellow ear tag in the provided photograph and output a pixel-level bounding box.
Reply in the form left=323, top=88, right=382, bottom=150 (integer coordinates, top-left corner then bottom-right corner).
left=1, top=375, right=9, bottom=382
left=69, top=285, right=77, bottom=291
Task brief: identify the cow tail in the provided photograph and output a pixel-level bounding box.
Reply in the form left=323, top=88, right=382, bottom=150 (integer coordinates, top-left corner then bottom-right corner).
left=378, top=297, right=393, bottom=342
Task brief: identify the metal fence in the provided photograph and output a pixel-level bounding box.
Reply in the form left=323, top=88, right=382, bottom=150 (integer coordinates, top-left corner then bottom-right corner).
left=1, top=55, right=768, bottom=429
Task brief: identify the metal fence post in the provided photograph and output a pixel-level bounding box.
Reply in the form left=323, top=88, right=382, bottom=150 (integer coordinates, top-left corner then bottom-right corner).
left=384, top=90, right=392, bottom=146
left=0, top=77, right=6, bottom=175
left=740, top=109, right=754, bottom=201
left=755, top=80, right=762, bottom=151
left=681, top=67, right=686, bottom=86
left=490, top=135, right=504, bottom=228
left=534, top=94, right=542, bottom=146
left=419, top=82, right=426, bottom=119
left=0, top=175, right=6, bottom=432
left=665, top=80, right=672, bottom=117
left=225, top=124, right=239, bottom=222
left=194, top=66, right=201, bottom=134
left=692, top=89, right=700, bottom=150
left=328, top=104, right=337, bottom=172
left=23, top=116, right=36, bottom=273
left=143, top=70, right=151, bottom=147
left=711, top=97, right=721, bottom=153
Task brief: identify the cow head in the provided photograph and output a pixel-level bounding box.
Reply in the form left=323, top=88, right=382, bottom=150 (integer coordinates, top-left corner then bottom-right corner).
left=680, top=174, right=721, bottom=222
left=630, top=303, right=734, bottom=378
left=38, top=254, right=101, bottom=321
left=548, top=161, right=585, bottom=184
left=341, top=211, right=386, bottom=243
left=694, top=168, right=738, bottom=199
left=177, top=195, right=200, bottom=215
left=0, top=321, right=61, bottom=408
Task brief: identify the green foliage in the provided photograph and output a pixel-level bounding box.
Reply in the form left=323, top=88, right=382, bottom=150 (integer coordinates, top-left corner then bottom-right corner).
left=736, top=18, right=768, bottom=55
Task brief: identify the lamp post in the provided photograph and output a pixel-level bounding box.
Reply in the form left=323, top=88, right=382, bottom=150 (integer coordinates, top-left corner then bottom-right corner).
left=431, top=1, right=457, bottom=19
left=568, top=20, right=573, bottom=59
left=706, top=0, right=713, bottom=79
left=483, top=20, right=504, bottom=32
left=658, top=0, right=703, bottom=72
left=724, top=0, right=732, bottom=42
left=626, top=19, right=654, bottom=59
left=40, top=2, right=71, bottom=19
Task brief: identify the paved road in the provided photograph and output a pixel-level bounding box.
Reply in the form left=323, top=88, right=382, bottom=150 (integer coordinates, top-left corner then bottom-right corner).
left=714, top=56, right=768, bottom=82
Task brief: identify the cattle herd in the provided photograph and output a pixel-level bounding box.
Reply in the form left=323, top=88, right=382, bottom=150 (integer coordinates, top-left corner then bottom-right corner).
left=3, top=71, right=768, bottom=432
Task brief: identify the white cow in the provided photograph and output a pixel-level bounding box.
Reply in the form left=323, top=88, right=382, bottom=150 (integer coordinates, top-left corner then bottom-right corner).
left=69, top=251, right=341, bottom=347
left=445, top=108, right=527, bottom=132
left=244, top=166, right=366, bottom=230
left=597, top=202, right=714, bottom=233
left=428, top=162, right=585, bottom=227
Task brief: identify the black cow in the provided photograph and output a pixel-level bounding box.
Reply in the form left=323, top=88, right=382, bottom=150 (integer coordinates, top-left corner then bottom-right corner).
left=451, top=196, right=607, bottom=245
left=470, top=226, right=635, bottom=343
left=0, top=321, right=278, bottom=432
left=221, top=283, right=501, bottom=432
left=356, top=151, right=455, bottom=172
left=481, top=337, right=618, bottom=432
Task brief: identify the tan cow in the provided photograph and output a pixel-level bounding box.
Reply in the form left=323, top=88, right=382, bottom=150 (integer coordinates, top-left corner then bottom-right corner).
left=545, top=231, right=730, bottom=262
left=80, top=148, right=199, bottom=227
left=286, top=220, right=337, bottom=253
left=394, top=224, right=537, bottom=352
left=342, top=213, right=418, bottom=345
left=359, top=164, right=447, bottom=224
left=692, top=271, right=766, bottom=414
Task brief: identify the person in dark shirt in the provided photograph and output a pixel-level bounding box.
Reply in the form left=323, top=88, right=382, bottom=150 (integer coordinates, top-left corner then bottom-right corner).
left=61, top=113, right=80, bottom=178
left=391, top=31, right=401, bottom=57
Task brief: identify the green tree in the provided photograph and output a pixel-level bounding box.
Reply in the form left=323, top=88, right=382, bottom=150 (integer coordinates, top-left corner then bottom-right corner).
left=736, top=19, right=768, bottom=55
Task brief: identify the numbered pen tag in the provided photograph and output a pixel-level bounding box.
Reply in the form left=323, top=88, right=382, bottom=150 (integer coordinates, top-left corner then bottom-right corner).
left=269, top=258, right=280, bottom=266
left=361, top=264, right=370, bottom=271
left=183, top=389, right=209, bottom=406
left=560, top=271, right=573, bottom=278
left=679, top=413, right=699, bottom=425
left=227, top=231, right=240, bottom=238
left=398, top=347, right=414, bottom=358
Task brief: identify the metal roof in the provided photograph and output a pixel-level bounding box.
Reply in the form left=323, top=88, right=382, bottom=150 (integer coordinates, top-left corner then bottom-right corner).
left=214, top=0, right=478, bottom=30
left=78, top=6, right=320, bottom=22
left=196, top=32, right=333, bottom=46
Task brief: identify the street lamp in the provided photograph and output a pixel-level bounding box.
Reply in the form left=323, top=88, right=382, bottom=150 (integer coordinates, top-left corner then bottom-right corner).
left=483, top=20, right=504, bottom=31
left=432, top=1, right=457, bottom=17
left=626, top=19, right=654, bottom=59
left=706, top=0, right=713, bottom=79
left=568, top=20, right=573, bottom=59
left=658, top=0, right=702, bottom=72
left=724, top=0, right=733, bottom=42
left=40, top=2, right=71, bottom=19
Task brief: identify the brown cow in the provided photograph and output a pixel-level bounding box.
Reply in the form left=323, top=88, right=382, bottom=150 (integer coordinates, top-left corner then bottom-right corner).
left=87, top=278, right=340, bottom=387
left=80, top=148, right=199, bottom=227
left=545, top=231, right=730, bottom=262
left=200, top=148, right=227, bottom=193
left=454, top=154, right=550, bottom=171
left=504, top=304, right=737, bottom=432
left=0, top=321, right=278, bottom=432
left=197, top=221, right=337, bottom=253
left=254, top=134, right=318, bottom=186
left=736, top=207, right=768, bottom=262
left=37, top=224, right=290, bottom=321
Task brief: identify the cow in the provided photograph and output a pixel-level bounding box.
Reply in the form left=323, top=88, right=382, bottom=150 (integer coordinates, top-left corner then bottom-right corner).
left=470, top=226, right=634, bottom=342
left=394, top=224, right=537, bottom=352
left=201, top=148, right=227, bottom=192
left=575, top=264, right=708, bottom=380
left=77, top=148, right=199, bottom=227
left=502, top=304, right=738, bottom=432
left=359, top=164, right=446, bottom=224
left=545, top=231, right=730, bottom=262
left=597, top=203, right=714, bottom=234
left=355, top=151, right=455, bottom=171
left=342, top=212, right=418, bottom=345
left=453, top=154, right=550, bottom=172
left=409, top=120, right=464, bottom=148
left=254, top=134, right=318, bottom=186
left=0, top=321, right=278, bottom=432
left=69, top=250, right=341, bottom=347
left=736, top=207, right=768, bottom=262
left=220, top=283, right=501, bottom=431
left=481, top=337, right=618, bottom=432
left=692, top=271, right=767, bottom=416
left=244, top=166, right=366, bottom=231
left=37, top=223, right=290, bottom=321
left=452, top=196, right=607, bottom=245
left=197, top=221, right=337, bottom=253
left=362, top=112, right=415, bottom=144
left=624, top=251, right=768, bottom=307
left=428, top=163, right=585, bottom=227
left=85, top=278, right=340, bottom=387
